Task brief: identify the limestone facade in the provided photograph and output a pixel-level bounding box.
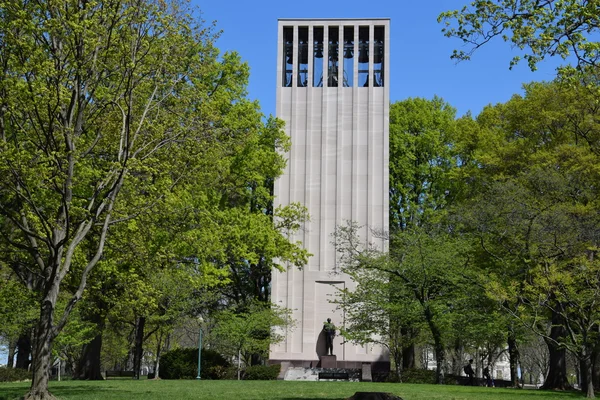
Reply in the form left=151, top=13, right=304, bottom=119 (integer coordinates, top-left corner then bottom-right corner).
left=271, top=18, right=390, bottom=368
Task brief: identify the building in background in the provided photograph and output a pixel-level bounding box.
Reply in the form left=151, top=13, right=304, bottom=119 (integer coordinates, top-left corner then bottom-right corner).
left=270, top=18, right=390, bottom=371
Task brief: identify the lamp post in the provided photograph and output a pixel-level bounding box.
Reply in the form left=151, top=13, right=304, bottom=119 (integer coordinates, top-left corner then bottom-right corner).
left=196, top=316, right=203, bottom=380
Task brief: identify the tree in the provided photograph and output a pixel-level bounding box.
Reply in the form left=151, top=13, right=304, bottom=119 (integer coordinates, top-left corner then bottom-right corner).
left=334, top=237, right=424, bottom=376
left=335, top=221, right=472, bottom=384
left=211, top=302, right=293, bottom=379
left=0, top=265, right=37, bottom=368
left=439, top=0, right=600, bottom=70
left=461, top=77, right=600, bottom=396
left=389, top=97, right=462, bottom=232
left=0, top=0, right=253, bottom=397
left=72, top=109, right=305, bottom=378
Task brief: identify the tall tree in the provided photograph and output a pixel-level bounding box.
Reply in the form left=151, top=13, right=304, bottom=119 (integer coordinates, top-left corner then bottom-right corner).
left=0, top=0, right=252, bottom=397
left=389, top=97, right=461, bottom=232
left=335, top=221, right=472, bottom=384
left=462, top=78, right=600, bottom=396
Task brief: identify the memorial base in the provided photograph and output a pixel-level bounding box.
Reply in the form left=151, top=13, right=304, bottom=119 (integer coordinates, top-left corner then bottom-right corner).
left=320, top=355, right=337, bottom=368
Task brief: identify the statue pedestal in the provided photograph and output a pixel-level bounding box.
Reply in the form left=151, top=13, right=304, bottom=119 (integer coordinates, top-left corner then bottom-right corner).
left=320, top=355, right=337, bottom=368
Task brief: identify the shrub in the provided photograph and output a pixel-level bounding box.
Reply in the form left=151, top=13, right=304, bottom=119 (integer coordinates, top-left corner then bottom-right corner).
left=384, top=371, right=401, bottom=383
left=0, top=367, right=32, bottom=382
left=207, top=365, right=237, bottom=380
left=243, top=364, right=280, bottom=380
left=159, top=348, right=229, bottom=380
left=444, top=373, right=460, bottom=385
left=401, top=368, right=436, bottom=384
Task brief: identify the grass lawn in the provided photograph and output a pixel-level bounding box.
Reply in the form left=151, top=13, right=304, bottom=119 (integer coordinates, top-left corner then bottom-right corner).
left=0, top=380, right=584, bottom=400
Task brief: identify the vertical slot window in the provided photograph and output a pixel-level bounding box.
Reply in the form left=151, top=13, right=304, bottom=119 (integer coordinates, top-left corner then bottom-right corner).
left=342, top=26, right=354, bottom=87
left=313, top=27, right=323, bottom=87
left=283, top=27, right=293, bottom=87
left=297, top=27, right=308, bottom=87
left=358, top=26, right=369, bottom=87
left=327, top=26, right=339, bottom=87
left=373, top=26, right=384, bottom=87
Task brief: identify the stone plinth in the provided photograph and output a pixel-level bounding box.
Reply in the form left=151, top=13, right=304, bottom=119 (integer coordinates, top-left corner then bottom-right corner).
left=320, top=355, right=337, bottom=368
left=361, top=363, right=372, bottom=382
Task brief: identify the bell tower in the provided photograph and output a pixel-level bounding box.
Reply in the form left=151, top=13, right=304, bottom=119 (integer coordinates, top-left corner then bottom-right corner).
left=271, top=18, right=390, bottom=370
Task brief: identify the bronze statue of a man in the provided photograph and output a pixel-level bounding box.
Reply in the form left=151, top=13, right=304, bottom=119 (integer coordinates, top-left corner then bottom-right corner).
left=323, top=318, right=336, bottom=355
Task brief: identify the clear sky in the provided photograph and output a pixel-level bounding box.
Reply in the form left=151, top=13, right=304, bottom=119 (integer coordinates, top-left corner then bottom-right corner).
left=195, top=0, right=567, bottom=118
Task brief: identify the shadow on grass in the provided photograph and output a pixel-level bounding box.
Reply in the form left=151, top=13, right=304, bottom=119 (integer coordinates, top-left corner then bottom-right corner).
left=0, top=385, right=116, bottom=400
left=276, top=388, right=585, bottom=400
left=0, top=389, right=25, bottom=400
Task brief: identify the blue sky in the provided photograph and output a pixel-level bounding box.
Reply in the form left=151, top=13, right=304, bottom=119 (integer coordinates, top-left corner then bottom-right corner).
left=196, top=0, right=567, bottom=118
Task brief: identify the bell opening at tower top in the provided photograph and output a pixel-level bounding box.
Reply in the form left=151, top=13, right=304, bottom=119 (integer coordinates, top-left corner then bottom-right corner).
left=327, top=26, right=339, bottom=87
left=280, top=23, right=385, bottom=88
left=298, top=27, right=308, bottom=87
left=313, top=27, right=324, bottom=87
left=374, top=26, right=384, bottom=87
left=343, top=26, right=354, bottom=87
left=283, top=27, right=293, bottom=87
left=358, top=26, right=369, bottom=87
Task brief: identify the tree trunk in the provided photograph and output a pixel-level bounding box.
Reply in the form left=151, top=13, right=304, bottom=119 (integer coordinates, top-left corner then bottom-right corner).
left=77, top=333, right=104, bottom=380
left=541, top=312, right=570, bottom=390
left=508, top=330, right=520, bottom=387
left=402, top=343, right=415, bottom=369
left=393, top=349, right=402, bottom=379
left=24, top=292, right=59, bottom=400
left=582, top=355, right=596, bottom=398
left=154, top=333, right=170, bottom=379
left=434, top=340, right=445, bottom=384
left=153, top=333, right=162, bottom=380
left=424, top=305, right=445, bottom=384
left=593, top=345, right=600, bottom=392
left=7, top=338, right=16, bottom=368
left=16, top=332, right=32, bottom=370
left=451, top=338, right=463, bottom=376
left=133, top=316, right=145, bottom=380
left=75, top=308, right=105, bottom=380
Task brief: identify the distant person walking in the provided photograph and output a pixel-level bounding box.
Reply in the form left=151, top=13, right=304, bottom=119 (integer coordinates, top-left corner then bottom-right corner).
left=483, top=365, right=494, bottom=387
left=464, top=359, right=475, bottom=386
left=323, top=318, right=336, bottom=355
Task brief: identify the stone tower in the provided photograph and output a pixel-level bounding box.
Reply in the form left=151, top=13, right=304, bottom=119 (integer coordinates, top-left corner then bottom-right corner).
left=271, top=18, right=390, bottom=370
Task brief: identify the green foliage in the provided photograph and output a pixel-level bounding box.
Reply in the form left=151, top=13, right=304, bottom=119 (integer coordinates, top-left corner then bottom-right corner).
left=52, top=305, right=97, bottom=369
left=457, top=73, right=600, bottom=396
left=211, top=302, right=293, bottom=366
left=401, top=369, right=437, bottom=384
left=158, top=348, right=229, bottom=380
left=439, top=0, right=600, bottom=70
left=389, top=97, right=461, bottom=231
left=0, top=0, right=266, bottom=394
left=0, top=367, right=31, bottom=382
left=0, top=266, right=38, bottom=344
left=0, top=0, right=306, bottom=392
left=243, top=365, right=280, bottom=381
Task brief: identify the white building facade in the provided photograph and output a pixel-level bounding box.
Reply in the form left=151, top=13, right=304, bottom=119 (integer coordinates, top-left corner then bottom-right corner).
left=270, top=18, right=390, bottom=370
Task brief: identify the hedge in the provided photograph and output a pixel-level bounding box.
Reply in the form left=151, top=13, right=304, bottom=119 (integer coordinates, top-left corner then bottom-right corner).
left=0, top=367, right=32, bottom=382
left=159, top=348, right=229, bottom=380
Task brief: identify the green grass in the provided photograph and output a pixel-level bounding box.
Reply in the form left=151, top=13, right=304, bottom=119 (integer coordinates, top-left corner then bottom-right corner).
left=0, top=380, right=584, bottom=400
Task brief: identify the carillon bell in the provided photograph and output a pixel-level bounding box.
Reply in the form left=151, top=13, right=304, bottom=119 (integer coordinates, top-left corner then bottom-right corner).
left=343, top=42, right=354, bottom=59
left=285, top=42, right=294, bottom=64
left=358, top=43, right=369, bottom=63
